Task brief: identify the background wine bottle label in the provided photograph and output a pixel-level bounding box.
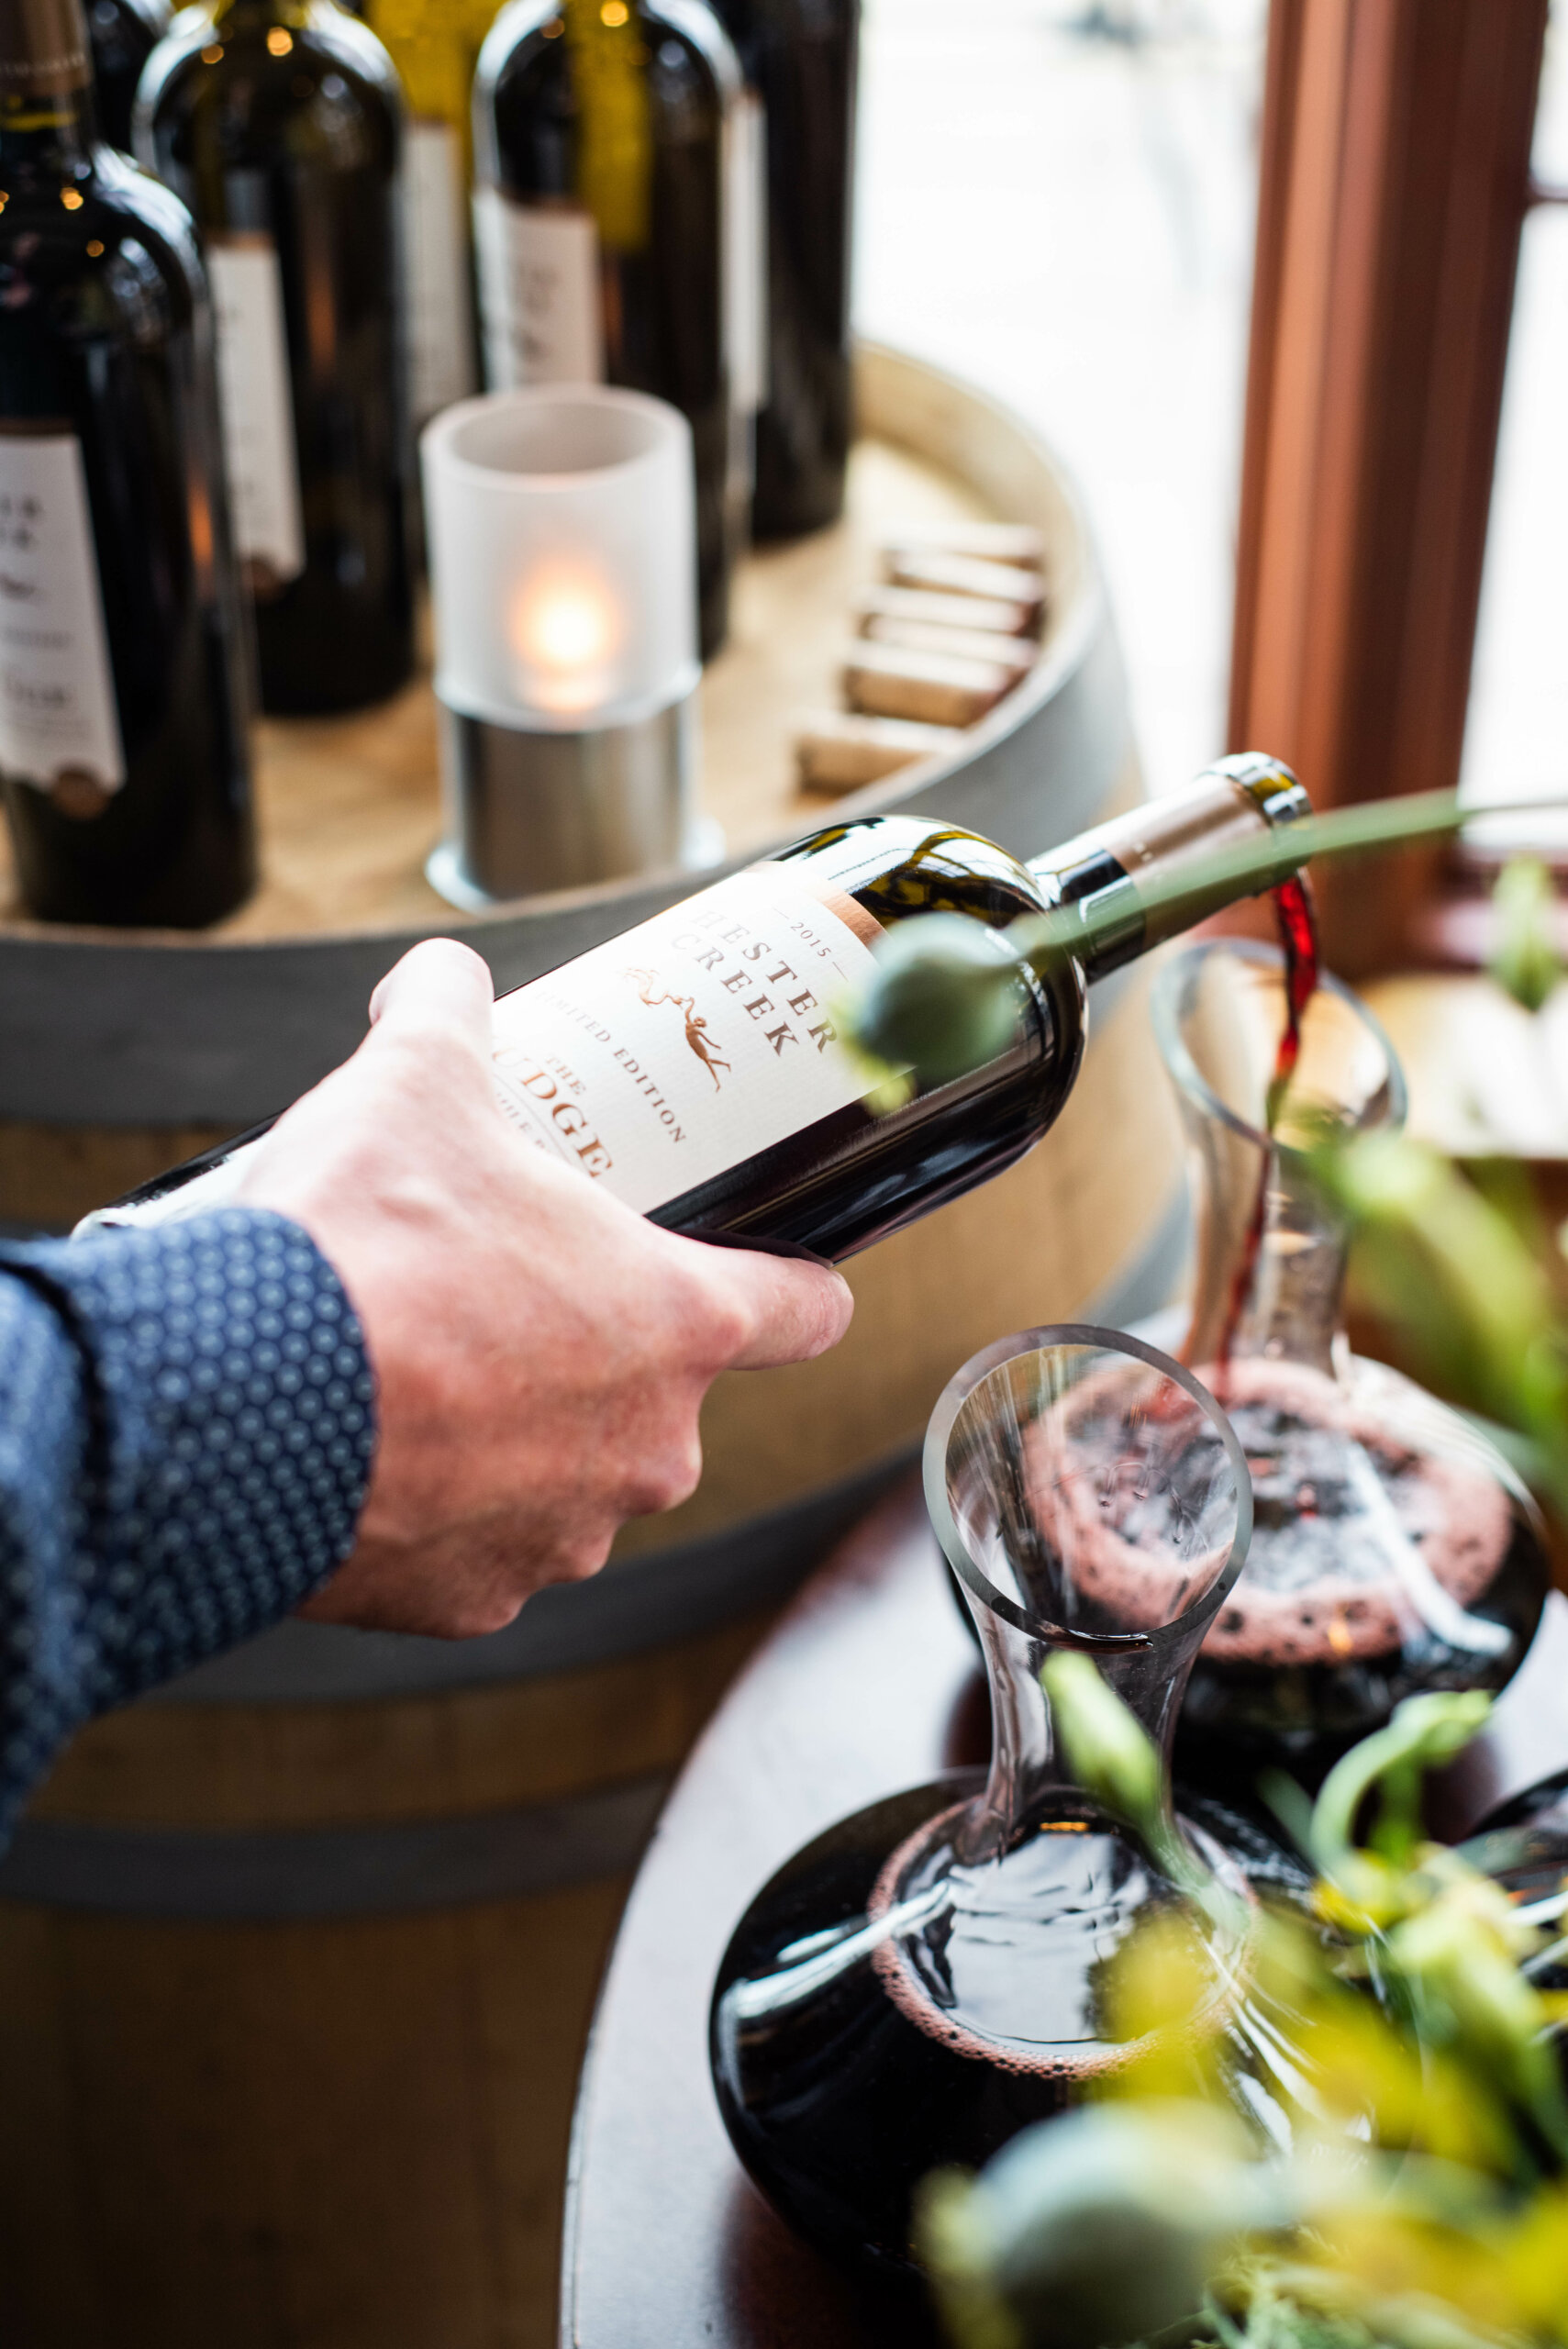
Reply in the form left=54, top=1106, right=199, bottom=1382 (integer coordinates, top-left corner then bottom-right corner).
left=489, top=864, right=882, bottom=1214
left=206, top=233, right=306, bottom=593
left=0, top=423, right=125, bottom=808
left=725, top=86, right=768, bottom=416
left=473, top=188, right=604, bottom=386
left=403, top=119, right=478, bottom=426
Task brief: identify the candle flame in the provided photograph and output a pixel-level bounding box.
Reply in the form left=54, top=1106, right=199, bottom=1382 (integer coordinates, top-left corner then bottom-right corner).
left=509, top=571, right=621, bottom=715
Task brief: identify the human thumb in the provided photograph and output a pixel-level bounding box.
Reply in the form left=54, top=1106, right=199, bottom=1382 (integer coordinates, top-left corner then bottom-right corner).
left=367, top=939, right=496, bottom=1063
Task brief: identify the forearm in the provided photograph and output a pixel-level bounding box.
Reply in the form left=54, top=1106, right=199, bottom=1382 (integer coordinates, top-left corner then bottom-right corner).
left=0, top=1209, right=375, bottom=1841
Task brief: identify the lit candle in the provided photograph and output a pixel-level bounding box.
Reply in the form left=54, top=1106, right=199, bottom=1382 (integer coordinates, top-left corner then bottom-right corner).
left=421, top=386, right=701, bottom=904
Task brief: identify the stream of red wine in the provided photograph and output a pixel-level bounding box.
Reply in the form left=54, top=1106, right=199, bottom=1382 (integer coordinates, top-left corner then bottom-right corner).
left=1216, top=875, right=1321, bottom=1368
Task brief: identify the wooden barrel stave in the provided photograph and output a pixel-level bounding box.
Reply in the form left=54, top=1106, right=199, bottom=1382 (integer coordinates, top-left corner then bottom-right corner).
left=0, top=1880, right=628, bottom=2349
left=0, top=1616, right=764, bottom=2349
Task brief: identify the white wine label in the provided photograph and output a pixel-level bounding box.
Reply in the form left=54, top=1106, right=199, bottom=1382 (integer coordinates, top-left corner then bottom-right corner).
left=0, top=426, right=125, bottom=807
left=473, top=187, right=603, bottom=387
left=725, top=87, right=768, bottom=415
left=206, top=233, right=306, bottom=591
left=489, top=863, right=882, bottom=1215
left=403, top=118, right=478, bottom=424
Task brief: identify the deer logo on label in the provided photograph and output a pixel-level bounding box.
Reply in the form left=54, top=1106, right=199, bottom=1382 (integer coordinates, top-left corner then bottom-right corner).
left=624, top=969, right=732, bottom=1091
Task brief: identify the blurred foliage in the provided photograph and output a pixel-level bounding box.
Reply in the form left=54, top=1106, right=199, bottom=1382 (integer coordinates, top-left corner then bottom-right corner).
left=1490, top=860, right=1562, bottom=1019
left=919, top=1675, right=1568, bottom=2349
left=1315, top=1130, right=1568, bottom=1529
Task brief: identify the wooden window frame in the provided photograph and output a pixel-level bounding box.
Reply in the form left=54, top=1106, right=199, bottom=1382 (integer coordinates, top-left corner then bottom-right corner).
left=1227, top=0, right=1552, bottom=977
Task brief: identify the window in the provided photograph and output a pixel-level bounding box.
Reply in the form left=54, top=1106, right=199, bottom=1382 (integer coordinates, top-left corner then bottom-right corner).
left=857, top=0, right=1268, bottom=793
left=1461, top=4, right=1568, bottom=852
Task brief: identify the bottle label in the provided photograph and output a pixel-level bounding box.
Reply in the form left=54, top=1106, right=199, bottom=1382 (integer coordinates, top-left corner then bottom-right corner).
left=206, top=233, right=306, bottom=595
left=725, top=87, right=768, bottom=415
left=473, top=187, right=604, bottom=387
left=0, top=424, right=125, bottom=812
left=404, top=118, right=478, bottom=425
left=489, top=863, right=883, bottom=1214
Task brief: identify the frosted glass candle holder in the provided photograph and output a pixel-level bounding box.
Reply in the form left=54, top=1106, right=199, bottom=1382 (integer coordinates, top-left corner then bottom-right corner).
left=421, top=385, right=705, bottom=905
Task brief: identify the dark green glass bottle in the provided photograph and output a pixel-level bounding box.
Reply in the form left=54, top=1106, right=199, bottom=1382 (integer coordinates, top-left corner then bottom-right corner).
left=137, top=0, right=415, bottom=713
left=0, top=0, right=256, bottom=925
left=710, top=0, right=856, bottom=539
left=84, top=0, right=168, bottom=150
left=82, top=761, right=1310, bottom=1252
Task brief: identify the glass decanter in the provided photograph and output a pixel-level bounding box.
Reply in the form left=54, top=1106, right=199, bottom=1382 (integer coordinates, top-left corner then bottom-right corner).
left=709, top=1327, right=1264, bottom=2291
left=1154, top=941, right=1550, bottom=1796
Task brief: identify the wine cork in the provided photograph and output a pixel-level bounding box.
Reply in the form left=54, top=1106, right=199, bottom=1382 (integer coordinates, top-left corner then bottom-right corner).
left=881, top=549, right=1047, bottom=622
left=840, top=640, right=1016, bottom=728
left=861, top=614, right=1038, bottom=675
left=881, top=523, right=1045, bottom=571
left=856, top=583, right=1038, bottom=640
left=794, top=711, right=962, bottom=795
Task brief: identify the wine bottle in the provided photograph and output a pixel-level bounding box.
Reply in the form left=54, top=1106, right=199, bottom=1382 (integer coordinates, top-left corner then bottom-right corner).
left=77, top=757, right=1310, bottom=1254
left=85, top=0, right=168, bottom=151
left=135, top=0, right=416, bottom=714
left=0, top=0, right=256, bottom=927
left=473, top=0, right=744, bottom=660
left=710, top=0, right=855, bottom=540
left=362, top=0, right=490, bottom=431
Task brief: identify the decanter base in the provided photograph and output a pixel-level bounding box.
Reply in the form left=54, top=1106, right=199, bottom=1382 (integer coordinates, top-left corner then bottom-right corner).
left=710, top=1776, right=1257, bottom=2288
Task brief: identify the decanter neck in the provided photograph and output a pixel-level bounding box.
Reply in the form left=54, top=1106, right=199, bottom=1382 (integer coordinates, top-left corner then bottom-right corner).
left=962, top=1598, right=1189, bottom=1863
left=1152, top=942, right=1406, bottom=1381
left=1184, top=1133, right=1350, bottom=1378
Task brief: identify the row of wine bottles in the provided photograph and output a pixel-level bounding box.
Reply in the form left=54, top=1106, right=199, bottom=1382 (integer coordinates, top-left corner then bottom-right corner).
left=0, top=0, right=857, bottom=929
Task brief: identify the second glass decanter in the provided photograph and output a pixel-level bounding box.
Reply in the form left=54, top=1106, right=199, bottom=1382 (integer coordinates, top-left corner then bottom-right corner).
left=1154, top=941, right=1549, bottom=1793
left=710, top=1326, right=1268, bottom=2289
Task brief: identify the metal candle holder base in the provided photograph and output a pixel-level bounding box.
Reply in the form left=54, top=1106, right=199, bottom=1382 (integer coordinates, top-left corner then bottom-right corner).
left=427, top=684, right=705, bottom=908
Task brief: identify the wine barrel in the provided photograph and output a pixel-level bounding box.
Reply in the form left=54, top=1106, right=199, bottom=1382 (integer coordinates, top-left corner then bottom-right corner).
left=0, top=345, right=1185, bottom=2349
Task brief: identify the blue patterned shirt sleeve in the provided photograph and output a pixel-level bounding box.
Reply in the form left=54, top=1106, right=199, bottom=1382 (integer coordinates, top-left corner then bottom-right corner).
left=0, top=1208, right=377, bottom=1842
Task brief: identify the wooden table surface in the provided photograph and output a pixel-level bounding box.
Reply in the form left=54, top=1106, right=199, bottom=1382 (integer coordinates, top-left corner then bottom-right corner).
left=559, top=1474, right=1568, bottom=2349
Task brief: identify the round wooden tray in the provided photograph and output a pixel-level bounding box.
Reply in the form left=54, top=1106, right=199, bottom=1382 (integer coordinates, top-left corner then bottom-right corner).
left=1, top=438, right=1007, bottom=944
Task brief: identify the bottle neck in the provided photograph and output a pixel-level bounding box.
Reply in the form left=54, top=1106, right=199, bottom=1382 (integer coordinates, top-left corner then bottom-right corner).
left=209, top=0, right=306, bottom=30
left=0, top=0, right=96, bottom=174
left=564, top=0, right=652, bottom=254
left=1029, top=754, right=1311, bottom=985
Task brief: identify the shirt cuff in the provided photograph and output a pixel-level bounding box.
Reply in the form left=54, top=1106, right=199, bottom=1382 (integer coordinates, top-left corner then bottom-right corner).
left=2, top=1207, right=377, bottom=1711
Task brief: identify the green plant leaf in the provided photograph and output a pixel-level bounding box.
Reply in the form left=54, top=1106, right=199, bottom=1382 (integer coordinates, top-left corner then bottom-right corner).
left=844, top=787, right=1567, bottom=1095
left=1488, top=858, right=1561, bottom=1017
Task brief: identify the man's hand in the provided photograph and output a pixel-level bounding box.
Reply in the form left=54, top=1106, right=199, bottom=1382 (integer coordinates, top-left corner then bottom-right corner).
left=235, top=940, right=853, bottom=1637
